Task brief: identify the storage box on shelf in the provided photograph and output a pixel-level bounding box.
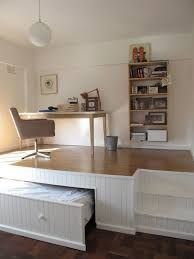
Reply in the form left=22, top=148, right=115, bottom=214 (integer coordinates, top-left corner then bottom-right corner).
left=129, top=60, right=169, bottom=142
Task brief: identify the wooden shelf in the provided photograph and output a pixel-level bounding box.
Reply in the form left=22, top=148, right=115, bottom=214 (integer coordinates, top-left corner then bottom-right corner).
left=130, top=109, right=167, bottom=112
left=129, top=60, right=169, bottom=142
left=129, top=77, right=167, bottom=81
left=129, top=60, right=169, bottom=66
left=130, top=93, right=167, bottom=97
left=130, top=124, right=167, bottom=128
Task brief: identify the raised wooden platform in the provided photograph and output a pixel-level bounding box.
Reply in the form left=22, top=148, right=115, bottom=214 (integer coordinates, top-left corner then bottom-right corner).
left=1, top=145, right=194, bottom=176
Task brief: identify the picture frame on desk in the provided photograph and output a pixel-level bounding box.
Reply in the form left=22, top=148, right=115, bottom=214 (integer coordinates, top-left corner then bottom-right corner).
left=40, top=74, right=58, bottom=95
left=86, top=97, right=99, bottom=111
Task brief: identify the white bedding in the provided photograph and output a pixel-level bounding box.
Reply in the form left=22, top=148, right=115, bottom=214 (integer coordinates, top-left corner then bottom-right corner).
left=0, top=178, right=94, bottom=224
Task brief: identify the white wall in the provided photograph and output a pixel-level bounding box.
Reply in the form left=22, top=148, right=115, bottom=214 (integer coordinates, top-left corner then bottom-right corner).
left=34, top=34, right=192, bottom=149
left=0, top=39, right=36, bottom=152
left=191, top=18, right=194, bottom=157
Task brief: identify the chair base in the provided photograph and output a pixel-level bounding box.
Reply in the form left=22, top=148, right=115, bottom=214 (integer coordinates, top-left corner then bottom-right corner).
left=22, top=152, right=50, bottom=160
left=22, top=139, right=51, bottom=160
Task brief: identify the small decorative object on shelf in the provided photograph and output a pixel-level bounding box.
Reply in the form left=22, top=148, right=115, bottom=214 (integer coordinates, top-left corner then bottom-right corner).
left=129, top=60, right=169, bottom=142
left=129, top=43, right=151, bottom=63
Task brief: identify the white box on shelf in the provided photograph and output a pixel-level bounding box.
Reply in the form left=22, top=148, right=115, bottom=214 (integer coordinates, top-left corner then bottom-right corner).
left=147, top=130, right=167, bottom=142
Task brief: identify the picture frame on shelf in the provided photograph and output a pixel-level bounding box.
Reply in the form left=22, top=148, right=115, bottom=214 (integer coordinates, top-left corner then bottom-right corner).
left=40, top=74, right=58, bottom=95
left=153, top=97, right=167, bottom=109
left=148, top=112, right=167, bottom=125
left=129, top=43, right=151, bottom=63
left=148, top=85, right=158, bottom=94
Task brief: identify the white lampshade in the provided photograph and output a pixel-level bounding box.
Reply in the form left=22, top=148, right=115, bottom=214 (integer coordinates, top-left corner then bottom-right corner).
left=29, top=21, right=51, bottom=47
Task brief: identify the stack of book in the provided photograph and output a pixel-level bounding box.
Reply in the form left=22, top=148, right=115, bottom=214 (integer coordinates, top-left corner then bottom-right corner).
left=151, top=66, right=167, bottom=77
left=64, top=103, right=79, bottom=112
left=131, top=133, right=146, bottom=141
left=130, top=67, right=150, bottom=78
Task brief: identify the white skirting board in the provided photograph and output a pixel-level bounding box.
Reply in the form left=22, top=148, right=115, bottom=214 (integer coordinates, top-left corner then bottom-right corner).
left=96, top=222, right=136, bottom=235
left=136, top=225, right=194, bottom=241
left=0, top=224, right=86, bottom=251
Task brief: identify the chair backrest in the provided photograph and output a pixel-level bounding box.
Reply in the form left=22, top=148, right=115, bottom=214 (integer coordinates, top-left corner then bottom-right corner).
left=9, top=107, right=22, bottom=139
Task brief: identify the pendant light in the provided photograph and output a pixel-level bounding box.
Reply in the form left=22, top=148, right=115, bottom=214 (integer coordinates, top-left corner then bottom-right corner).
left=29, top=0, right=51, bottom=47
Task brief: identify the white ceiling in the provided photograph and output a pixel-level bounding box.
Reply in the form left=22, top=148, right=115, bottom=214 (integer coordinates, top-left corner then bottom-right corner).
left=0, top=0, right=193, bottom=48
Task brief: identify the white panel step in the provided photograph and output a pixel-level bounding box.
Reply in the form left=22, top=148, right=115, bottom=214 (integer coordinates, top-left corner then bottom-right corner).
left=136, top=170, right=194, bottom=198
left=136, top=192, right=194, bottom=222
left=136, top=207, right=194, bottom=222
left=136, top=192, right=194, bottom=211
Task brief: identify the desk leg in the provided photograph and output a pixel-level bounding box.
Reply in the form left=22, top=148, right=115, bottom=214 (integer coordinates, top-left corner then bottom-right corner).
left=89, top=116, right=94, bottom=155
left=103, top=115, right=107, bottom=147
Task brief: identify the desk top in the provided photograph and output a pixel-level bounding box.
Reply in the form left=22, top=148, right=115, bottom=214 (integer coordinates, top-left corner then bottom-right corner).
left=21, top=111, right=106, bottom=115
left=20, top=111, right=106, bottom=119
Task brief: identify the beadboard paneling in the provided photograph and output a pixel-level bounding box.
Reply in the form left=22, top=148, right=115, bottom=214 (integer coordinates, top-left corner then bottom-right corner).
left=0, top=165, right=135, bottom=234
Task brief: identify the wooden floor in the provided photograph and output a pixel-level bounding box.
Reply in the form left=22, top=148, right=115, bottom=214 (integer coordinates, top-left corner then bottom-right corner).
left=1, top=145, right=194, bottom=176
left=0, top=226, right=194, bottom=259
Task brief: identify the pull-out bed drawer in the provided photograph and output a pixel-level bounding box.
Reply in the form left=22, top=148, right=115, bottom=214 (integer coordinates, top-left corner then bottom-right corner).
left=0, top=179, right=94, bottom=251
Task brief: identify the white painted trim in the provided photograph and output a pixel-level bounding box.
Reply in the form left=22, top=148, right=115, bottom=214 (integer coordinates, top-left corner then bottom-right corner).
left=0, top=140, right=33, bottom=154
left=136, top=225, right=194, bottom=241
left=136, top=168, right=194, bottom=177
left=7, top=164, right=135, bottom=180
left=191, top=149, right=194, bottom=160
left=120, top=143, right=191, bottom=151
left=0, top=144, right=19, bottom=153
left=96, top=222, right=136, bottom=235
left=0, top=224, right=86, bottom=251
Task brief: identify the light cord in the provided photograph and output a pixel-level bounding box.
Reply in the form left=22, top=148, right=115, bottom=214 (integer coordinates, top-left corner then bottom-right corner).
left=38, top=0, right=41, bottom=22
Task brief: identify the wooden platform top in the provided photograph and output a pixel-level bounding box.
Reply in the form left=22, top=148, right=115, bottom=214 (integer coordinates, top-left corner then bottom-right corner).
left=1, top=146, right=194, bottom=176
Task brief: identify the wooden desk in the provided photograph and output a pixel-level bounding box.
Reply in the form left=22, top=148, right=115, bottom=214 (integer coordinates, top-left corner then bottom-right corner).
left=20, top=111, right=107, bottom=155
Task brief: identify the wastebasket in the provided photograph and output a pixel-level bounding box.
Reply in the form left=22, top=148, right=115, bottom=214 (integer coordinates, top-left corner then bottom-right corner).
left=105, top=136, right=118, bottom=151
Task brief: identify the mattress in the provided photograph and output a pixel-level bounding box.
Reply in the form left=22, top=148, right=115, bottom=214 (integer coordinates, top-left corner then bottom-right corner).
left=0, top=178, right=94, bottom=225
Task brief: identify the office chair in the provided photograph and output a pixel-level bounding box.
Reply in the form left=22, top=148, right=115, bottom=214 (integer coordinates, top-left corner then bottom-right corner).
left=10, top=107, right=55, bottom=159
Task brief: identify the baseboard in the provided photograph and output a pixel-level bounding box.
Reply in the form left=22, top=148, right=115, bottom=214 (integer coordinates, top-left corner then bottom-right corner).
left=119, top=143, right=191, bottom=151
left=0, top=224, right=86, bottom=251
left=0, top=140, right=33, bottom=154
left=136, top=225, right=194, bottom=241
left=0, top=144, right=19, bottom=154
left=190, top=149, right=194, bottom=160
left=96, top=222, right=136, bottom=235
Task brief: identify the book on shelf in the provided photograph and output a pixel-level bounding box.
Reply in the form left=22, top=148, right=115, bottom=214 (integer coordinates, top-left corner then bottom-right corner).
left=131, top=132, right=146, bottom=141
left=131, top=123, right=144, bottom=127
left=129, top=64, right=167, bottom=79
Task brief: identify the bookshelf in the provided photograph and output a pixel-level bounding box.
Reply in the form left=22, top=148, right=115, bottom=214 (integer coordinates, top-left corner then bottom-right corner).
left=129, top=60, right=169, bottom=142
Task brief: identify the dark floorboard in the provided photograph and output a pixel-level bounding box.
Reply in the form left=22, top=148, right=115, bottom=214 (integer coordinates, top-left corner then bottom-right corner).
left=0, top=228, right=193, bottom=259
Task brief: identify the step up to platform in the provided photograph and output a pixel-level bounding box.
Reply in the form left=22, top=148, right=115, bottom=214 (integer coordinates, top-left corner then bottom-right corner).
left=135, top=169, right=194, bottom=240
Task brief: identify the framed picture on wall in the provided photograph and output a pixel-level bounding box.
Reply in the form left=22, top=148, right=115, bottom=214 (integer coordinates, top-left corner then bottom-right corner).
left=40, top=74, right=58, bottom=95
